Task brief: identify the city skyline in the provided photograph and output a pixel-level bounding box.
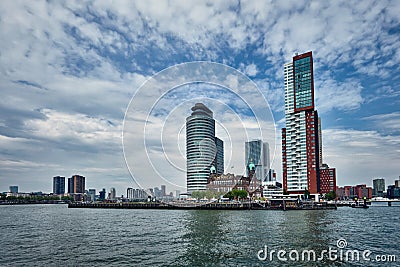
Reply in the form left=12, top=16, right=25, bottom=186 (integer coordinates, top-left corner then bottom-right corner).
left=1, top=1, right=400, bottom=195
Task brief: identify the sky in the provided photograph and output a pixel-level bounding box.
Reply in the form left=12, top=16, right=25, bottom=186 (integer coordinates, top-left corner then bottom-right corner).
left=0, top=0, right=399, bottom=195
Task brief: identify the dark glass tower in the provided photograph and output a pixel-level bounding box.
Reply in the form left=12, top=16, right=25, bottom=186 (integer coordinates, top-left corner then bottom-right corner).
left=53, top=176, right=65, bottom=195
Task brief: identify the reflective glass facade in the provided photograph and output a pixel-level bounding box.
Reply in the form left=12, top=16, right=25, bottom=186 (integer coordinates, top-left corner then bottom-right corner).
left=186, top=103, right=216, bottom=192
left=214, top=137, right=224, bottom=175
left=294, top=52, right=314, bottom=111
left=245, top=140, right=269, bottom=181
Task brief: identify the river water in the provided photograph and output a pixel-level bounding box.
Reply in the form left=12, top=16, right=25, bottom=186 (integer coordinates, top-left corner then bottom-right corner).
left=0, top=204, right=398, bottom=266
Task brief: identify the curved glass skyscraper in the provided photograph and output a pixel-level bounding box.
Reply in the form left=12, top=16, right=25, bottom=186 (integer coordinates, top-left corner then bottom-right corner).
left=186, top=103, right=216, bottom=193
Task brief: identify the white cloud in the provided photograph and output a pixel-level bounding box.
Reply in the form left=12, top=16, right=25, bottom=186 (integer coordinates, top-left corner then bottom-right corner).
left=24, top=109, right=121, bottom=145
left=315, top=76, right=364, bottom=113
left=323, top=128, right=400, bottom=186
left=362, top=112, right=400, bottom=134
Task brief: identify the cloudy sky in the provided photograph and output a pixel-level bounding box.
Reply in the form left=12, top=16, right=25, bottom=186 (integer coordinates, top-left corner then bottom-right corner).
left=1, top=1, right=399, bottom=195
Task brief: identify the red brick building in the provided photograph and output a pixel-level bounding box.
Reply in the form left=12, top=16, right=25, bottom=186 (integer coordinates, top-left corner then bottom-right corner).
left=319, top=164, right=336, bottom=194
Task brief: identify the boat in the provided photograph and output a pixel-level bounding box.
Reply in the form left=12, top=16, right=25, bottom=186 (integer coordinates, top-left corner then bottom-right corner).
left=351, top=203, right=369, bottom=209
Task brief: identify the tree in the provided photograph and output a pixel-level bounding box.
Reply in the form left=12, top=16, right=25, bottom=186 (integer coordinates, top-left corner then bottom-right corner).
left=224, top=191, right=234, bottom=200
left=325, top=191, right=337, bottom=201
left=230, top=189, right=248, bottom=200
left=191, top=191, right=205, bottom=199
left=61, top=196, right=73, bottom=202
left=237, top=190, right=248, bottom=199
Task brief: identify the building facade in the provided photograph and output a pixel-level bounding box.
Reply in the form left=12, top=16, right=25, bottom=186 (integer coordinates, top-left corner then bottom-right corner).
left=109, top=187, right=116, bottom=200
left=336, top=184, right=372, bottom=200
left=319, top=164, right=336, bottom=194
left=99, top=188, right=106, bottom=200
left=214, top=137, right=224, bottom=175
left=245, top=140, right=270, bottom=181
left=207, top=172, right=262, bottom=197
left=53, top=176, right=65, bottom=195
left=387, top=185, right=400, bottom=199
left=282, top=51, right=320, bottom=194
left=186, top=103, right=218, bottom=193
left=88, top=189, right=96, bottom=202
left=127, top=188, right=148, bottom=200
left=9, top=186, right=18, bottom=194
left=68, top=175, right=85, bottom=194
left=67, top=175, right=85, bottom=201
left=372, top=178, right=386, bottom=197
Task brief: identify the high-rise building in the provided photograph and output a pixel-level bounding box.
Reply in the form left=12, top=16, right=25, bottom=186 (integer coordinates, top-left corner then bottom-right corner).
left=9, top=186, right=18, bottom=193
left=127, top=187, right=133, bottom=199
left=68, top=175, right=85, bottom=194
left=161, top=185, right=166, bottom=197
left=282, top=51, right=321, bottom=194
left=318, top=118, right=323, bottom=168
left=127, top=188, right=147, bottom=200
left=245, top=140, right=270, bottom=181
left=88, top=189, right=96, bottom=202
left=53, top=176, right=65, bottom=195
left=153, top=187, right=162, bottom=198
left=372, top=178, right=386, bottom=197
left=214, top=137, right=224, bottom=175
left=186, top=103, right=217, bottom=192
left=319, top=164, right=336, bottom=194
left=109, top=187, right=116, bottom=200
left=99, top=188, right=106, bottom=200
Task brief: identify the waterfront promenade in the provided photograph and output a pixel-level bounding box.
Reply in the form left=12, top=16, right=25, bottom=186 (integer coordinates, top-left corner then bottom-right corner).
left=68, top=201, right=337, bottom=210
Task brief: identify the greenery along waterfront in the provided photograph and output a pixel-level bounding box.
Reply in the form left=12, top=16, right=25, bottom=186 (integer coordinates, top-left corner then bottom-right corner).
left=0, top=194, right=73, bottom=204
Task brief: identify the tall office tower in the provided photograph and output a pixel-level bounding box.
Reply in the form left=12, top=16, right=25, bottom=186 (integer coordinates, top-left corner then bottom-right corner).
left=282, top=51, right=320, bottom=194
left=245, top=140, right=270, bottom=181
left=53, top=176, right=65, bottom=195
left=67, top=175, right=85, bottom=194
left=214, top=137, right=224, bottom=175
left=186, top=103, right=216, bottom=192
left=372, top=178, right=386, bottom=197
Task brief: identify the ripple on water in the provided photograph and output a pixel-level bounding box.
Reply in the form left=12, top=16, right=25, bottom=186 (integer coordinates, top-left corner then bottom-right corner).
left=0, top=205, right=398, bottom=266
